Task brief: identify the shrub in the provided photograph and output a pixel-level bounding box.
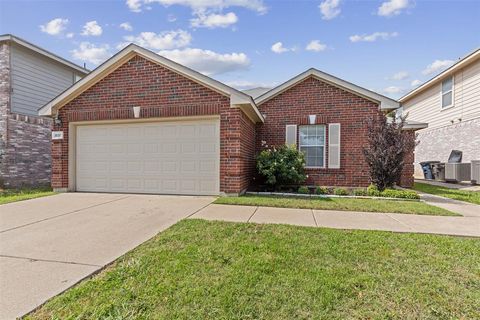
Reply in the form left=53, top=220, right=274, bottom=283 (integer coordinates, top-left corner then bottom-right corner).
left=334, top=188, right=349, bottom=196
left=367, top=184, right=380, bottom=197
left=297, top=186, right=310, bottom=194
left=257, top=145, right=306, bottom=190
left=381, top=189, right=420, bottom=200
left=353, top=188, right=368, bottom=196
left=315, top=186, right=329, bottom=195
left=363, top=114, right=416, bottom=191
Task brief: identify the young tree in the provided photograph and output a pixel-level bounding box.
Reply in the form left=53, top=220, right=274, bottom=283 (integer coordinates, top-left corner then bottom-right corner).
left=363, top=113, right=416, bottom=191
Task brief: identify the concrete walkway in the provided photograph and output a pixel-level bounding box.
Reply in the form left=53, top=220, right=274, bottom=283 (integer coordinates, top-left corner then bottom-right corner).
left=190, top=204, right=480, bottom=237
left=415, top=178, right=480, bottom=191
left=419, top=192, right=480, bottom=217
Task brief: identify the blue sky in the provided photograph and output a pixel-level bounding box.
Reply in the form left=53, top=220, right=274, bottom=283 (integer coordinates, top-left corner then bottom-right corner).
left=1, top=0, right=479, bottom=98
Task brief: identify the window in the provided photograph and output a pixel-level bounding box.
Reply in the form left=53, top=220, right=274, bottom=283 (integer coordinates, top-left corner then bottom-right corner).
left=299, top=125, right=325, bottom=167
left=441, top=76, right=453, bottom=108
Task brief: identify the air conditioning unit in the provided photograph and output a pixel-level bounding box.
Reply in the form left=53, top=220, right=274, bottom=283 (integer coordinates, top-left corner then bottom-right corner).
left=471, top=160, right=480, bottom=184
left=445, top=163, right=471, bottom=182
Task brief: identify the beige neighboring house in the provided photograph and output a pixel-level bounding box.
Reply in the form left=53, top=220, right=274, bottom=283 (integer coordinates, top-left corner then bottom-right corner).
left=399, top=48, right=480, bottom=177
left=0, top=34, right=89, bottom=187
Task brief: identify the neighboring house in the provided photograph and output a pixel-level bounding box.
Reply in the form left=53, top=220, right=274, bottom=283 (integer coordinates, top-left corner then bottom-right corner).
left=0, top=34, right=88, bottom=187
left=399, top=48, right=480, bottom=177
left=39, top=44, right=424, bottom=196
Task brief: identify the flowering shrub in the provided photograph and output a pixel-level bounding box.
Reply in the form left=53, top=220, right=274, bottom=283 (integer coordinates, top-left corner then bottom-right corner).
left=257, top=145, right=307, bottom=190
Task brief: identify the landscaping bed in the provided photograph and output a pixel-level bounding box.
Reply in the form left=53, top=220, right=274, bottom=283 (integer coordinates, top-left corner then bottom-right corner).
left=414, top=182, right=480, bottom=205
left=0, top=187, right=55, bottom=205
left=215, top=194, right=457, bottom=216
left=28, top=219, right=480, bottom=319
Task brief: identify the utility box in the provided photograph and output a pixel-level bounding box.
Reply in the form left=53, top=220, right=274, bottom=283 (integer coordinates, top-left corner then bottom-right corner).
left=471, top=160, right=480, bottom=185
left=445, top=163, right=471, bottom=182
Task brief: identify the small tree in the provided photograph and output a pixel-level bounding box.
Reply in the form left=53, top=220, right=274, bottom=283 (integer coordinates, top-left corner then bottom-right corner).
left=257, top=144, right=306, bottom=190
left=362, top=113, right=416, bottom=191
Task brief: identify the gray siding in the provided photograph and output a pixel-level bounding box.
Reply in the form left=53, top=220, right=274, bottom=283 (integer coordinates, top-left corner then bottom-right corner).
left=10, top=44, right=79, bottom=116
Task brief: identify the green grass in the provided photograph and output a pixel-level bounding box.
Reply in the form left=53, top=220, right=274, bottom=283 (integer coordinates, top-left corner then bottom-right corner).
left=0, top=188, right=55, bottom=205
left=28, top=220, right=480, bottom=319
left=214, top=194, right=458, bottom=216
left=414, top=182, right=480, bottom=205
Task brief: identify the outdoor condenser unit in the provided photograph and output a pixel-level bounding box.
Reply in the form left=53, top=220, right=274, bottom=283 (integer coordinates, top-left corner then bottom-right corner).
left=471, top=160, right=480, bottom=184
left=445, top=163, right=471, bottom=183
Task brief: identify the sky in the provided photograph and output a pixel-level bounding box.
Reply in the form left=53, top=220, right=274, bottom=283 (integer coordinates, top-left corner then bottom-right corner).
left=1, top=0, right=479, bottom=99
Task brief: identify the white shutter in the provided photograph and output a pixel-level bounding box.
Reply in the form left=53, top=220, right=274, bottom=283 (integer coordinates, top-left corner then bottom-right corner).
left=328, top=123, right=341, bottom=168
left=285, top=125, right=297, bottom=146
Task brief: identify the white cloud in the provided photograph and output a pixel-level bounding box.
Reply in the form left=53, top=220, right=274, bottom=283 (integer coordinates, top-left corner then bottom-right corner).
left=157, top=48, right=250, bottom=75
left=167, top=14, right=177, bottom=22
left=39, top=18, right=68, bottom=35
left=191, top=12, right=238, bottom=28
left=306, top=40, right=327, bottom=52
left=422, top=59, right=455, bottom=75
left=382, top=86, right=404, bottom=95
left=411, top=79, right=422, bottom=87
left=349, top=32, right=398, bottom=42
left=119, top=22, right=133, bottom=31
left=127, top=0, right=267, bottom=14
left=81, top=21, right=103, bottom=36
left=319, top=0, right=341, bottom=20
left=126, top=0, right=142, bottom=12
left=122, top=30, right=192, bottom=50
left=271, top=42, right=296, bottom=54
left=71, top=42, right=111, bottom=65
left=224, top=80, right=273, bottom=90
left=378, top=0, right=410, bottom=17
left=66, top=32, right=74, bottom=38
left=390, top=71, right=409, bottom=80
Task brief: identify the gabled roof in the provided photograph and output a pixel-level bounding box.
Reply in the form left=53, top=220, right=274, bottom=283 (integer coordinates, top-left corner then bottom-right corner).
left=242, top=87, right=271, bottom=99
left=38, top=44, right=264, bottom=123
left=0, top=34, right=89, bottom=74
left=254, top=68, right=400, bottom=110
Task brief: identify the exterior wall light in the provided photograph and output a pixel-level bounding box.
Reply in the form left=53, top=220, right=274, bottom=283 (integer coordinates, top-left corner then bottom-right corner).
left=308, top=114, right=316, bottom=125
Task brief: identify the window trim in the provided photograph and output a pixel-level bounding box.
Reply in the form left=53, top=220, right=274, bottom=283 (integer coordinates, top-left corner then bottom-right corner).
left=440, top=75, right=454, bottom=110
left=298, top=124, right=326, bottom=169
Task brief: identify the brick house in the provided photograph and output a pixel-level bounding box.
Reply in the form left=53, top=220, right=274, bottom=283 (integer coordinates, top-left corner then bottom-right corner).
left=0, top=35, right=88, bottom=188
left=39, top=44, right=424, bottom=195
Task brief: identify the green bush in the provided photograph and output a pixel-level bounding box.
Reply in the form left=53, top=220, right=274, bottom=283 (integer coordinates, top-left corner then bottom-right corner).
left=381, top=189, right=420, bottom=199
left=366, top=184, right=419, bottom=199
left=257, top=145, right=306, bottom=190
left=367, top=184, right=380, bottom=197
left=334, top=188, right=349, bottom=196
left=353, top=188, right=368, bottom=196
left=297, top=186, right=310, bottom=194
left=315, top=186, right=329, bottom=195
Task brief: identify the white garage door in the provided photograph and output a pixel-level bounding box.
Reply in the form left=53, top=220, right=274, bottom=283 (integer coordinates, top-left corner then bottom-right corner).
left=75, top=119, right=220, bottom=195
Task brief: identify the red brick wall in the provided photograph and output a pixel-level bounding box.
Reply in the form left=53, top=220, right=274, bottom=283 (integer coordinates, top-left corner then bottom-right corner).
left=52, top=55, right=254, bottom=194
left=399, top=130, right=415, bottom=187
left=257, top=76, right=384, bottom=187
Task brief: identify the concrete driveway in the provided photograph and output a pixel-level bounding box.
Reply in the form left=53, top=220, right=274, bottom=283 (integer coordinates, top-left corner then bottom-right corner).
left=0, top=193, right=214, bottom=319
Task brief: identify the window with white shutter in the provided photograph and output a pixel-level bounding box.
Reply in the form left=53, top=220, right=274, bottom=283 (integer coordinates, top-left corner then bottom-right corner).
left=285, top=125, right=297, bottom=146
left=328, top=123, right=341, bottom=169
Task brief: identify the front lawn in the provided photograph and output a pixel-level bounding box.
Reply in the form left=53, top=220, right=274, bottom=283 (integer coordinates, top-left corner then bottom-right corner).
left=29, top=220, right=479, bottom=319
left=413, top=182, right=480, bottom=205
left=0, top=188, right=55, bottom=205
left=214, top=194, right=457, bottom=216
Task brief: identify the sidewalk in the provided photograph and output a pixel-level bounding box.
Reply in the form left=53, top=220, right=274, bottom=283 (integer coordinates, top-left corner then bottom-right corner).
left=190, top=204, right=480, bottom=237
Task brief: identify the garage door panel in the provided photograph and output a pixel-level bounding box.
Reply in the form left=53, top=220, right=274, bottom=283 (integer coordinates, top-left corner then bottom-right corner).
left=76, top=119, right=219, bottom=195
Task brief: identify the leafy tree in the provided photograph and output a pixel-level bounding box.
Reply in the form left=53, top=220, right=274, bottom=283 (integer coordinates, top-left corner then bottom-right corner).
left=257, top=145, right=306, bottom=190
left=363, top=113, right=416, bottom=191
